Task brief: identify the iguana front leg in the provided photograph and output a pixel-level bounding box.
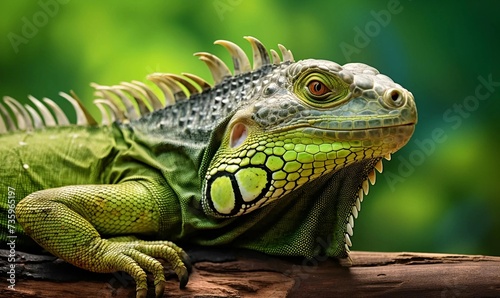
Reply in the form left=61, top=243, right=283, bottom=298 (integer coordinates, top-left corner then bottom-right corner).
left=15, top=181, right=190, bottom=298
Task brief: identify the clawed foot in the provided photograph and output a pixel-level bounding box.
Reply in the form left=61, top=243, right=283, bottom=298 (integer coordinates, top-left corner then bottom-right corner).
left=103, top=237, right=191, bottom=297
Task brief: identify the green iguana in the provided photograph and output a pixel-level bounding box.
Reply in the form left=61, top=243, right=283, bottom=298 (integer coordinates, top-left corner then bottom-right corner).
left=1, top=36, right=417, bottom=297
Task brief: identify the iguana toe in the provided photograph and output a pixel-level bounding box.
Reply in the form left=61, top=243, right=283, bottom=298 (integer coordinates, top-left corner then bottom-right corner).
left=154, top=280, right=166, bottom=298
left=180, top=251, right=193, bottom=273
left=136, top=288, right=148, bottom=298
left=178, top=266, right=189, bottom=289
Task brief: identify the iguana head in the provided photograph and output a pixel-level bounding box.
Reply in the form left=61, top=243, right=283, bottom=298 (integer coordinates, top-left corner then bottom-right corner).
left=199, top=37, right=417, bottom=258
left=202, top=43, right=416, bottom=215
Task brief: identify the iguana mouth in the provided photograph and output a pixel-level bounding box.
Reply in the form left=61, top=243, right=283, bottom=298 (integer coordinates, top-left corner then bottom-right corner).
left=269, top=121, right=416, bottom=137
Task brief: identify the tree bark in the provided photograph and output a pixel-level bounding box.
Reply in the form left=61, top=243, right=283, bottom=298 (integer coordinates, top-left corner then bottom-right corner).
left=1, top=248, right=499, bottom=297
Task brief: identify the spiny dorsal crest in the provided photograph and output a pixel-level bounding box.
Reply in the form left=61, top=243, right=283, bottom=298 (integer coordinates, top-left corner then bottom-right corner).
left=0, top=36, right=294, bottom=134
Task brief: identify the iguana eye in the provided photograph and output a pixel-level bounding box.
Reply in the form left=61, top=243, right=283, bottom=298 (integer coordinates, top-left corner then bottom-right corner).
left=294, top=70, right=351, bottom=108
left=307, top=80, right=330, bottom=97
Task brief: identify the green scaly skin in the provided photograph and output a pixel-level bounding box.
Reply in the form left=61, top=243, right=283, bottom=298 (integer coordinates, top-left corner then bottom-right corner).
left=0, top=37, right=417, bottom=297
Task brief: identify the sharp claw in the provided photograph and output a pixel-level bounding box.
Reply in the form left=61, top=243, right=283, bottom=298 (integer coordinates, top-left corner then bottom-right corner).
left=136, top=288, right=147, bottom=298
left=181, top=252, right=193, bottom=273
left=178, top=266, right=189, bottom=289
left=155, top=280, right=166, bottom=298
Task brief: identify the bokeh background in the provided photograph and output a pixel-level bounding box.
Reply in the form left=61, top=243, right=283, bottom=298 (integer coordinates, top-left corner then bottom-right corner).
left=1, top=1, right=499, bottom=256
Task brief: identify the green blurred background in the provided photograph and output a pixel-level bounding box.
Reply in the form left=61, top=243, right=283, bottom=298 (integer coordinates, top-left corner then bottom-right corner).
left=1, top=1, right=499, bottom=256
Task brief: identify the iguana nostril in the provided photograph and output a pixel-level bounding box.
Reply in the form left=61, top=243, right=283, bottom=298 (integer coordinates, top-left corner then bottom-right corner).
left=383, top=88, right=406, bottom=108
left=390, top=90, right=401, bottom=102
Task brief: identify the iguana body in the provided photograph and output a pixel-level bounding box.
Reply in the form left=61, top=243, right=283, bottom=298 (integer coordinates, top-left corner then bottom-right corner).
left=1, top=37, right=417, bottom=297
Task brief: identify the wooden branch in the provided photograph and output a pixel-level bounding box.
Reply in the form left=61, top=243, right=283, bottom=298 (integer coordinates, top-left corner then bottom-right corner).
left=1, top=248, right=499, bottom=297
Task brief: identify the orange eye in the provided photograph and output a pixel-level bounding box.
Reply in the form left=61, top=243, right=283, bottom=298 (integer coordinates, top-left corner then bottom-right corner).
left=307, top=80, right=330, bottom=97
